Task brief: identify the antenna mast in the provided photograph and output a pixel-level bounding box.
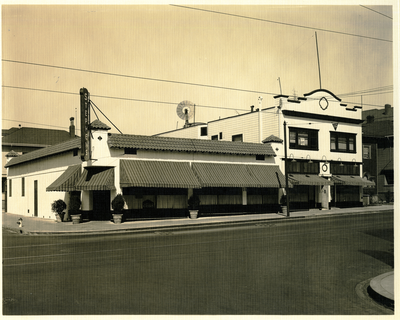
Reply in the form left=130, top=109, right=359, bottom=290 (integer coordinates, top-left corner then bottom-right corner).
left=315, top=32, right=322, bottom=89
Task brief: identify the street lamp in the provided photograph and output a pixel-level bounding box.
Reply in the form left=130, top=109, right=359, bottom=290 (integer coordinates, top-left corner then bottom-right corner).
left=283, top=121, right=290, bottom=217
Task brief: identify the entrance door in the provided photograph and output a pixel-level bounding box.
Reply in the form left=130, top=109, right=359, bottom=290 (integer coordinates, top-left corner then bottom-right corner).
left=92, top=190, right=111, bottom=220
left=34, top=180, right=38, bottom=217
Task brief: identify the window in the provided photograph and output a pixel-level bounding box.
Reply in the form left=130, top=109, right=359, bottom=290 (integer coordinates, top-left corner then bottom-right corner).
left=256, top=155, right=265, bottom=161
left=200, top=127, right=208, bottom=136
left=219, top=132, right=223, bottom=140
left=124, top=148, right=137, bottom=155
left=211, top=135, right=218, bottom=140
left=22, top=177, right=25, bottom=197
left=287, top=160, right=319, bottom=174
left=363, top=145, right=371, bottom=159
left=330, top=162, right=360, bottom=175
left=330, top=132, right=356, bottom=153
left=73, top=149, right=78, bottom=157
left=232, top=134, right=243, bottom=142
left=9, top=179, right=12, bottom=197
left=289, top=127, right=318, bottom=150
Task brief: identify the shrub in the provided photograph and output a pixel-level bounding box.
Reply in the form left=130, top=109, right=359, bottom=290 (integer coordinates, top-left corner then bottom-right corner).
left=188, top=195, right=200, bottom=210
left=51, top=199, right=67, bottom=214
left=111, top=194, right=125, bottom=213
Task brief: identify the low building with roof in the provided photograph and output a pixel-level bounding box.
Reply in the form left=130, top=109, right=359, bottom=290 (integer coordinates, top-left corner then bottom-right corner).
left=5, top=119, right=288, bottom=220
left=2, top=118, right=77, bottom=211
left=362, top=104, right=394, bottom=202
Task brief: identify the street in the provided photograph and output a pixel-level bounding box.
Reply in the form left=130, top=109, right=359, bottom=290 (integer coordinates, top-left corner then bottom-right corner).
left=3, top=211, right=393, bottom=315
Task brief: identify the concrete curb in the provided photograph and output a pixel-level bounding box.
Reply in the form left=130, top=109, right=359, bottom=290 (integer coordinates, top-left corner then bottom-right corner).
left=368, top=271, right=394, bottom=309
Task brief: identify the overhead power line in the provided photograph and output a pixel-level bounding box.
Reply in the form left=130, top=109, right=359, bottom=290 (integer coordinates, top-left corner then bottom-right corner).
left=2, top=59, right=277, bottom=97
left=3, top=84, right=390, bottom=110
left=171, top=5, right=393, bottom=43
left=360, top=5, right=393, bottom=20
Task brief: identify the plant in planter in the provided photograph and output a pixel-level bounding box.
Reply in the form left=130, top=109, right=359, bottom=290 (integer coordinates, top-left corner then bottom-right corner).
left=51, top=199, right=67, bottom=222
left=69, top=194, right=82, bottom=224
left=280, top=194, right=287, bottom=215
left=188, top=195, right=201, bottom=219
left=111, top=193, right=125, bottom=224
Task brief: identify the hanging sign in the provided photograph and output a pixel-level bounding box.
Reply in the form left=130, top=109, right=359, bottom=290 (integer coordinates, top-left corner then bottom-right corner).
left=80, top=88, right=91, bottom=161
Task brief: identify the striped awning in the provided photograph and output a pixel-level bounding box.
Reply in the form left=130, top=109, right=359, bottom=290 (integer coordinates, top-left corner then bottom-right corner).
left=120, top=160, right=201, bottom=189
left=288, top=174, right=334, bottom=186
left=75, top=166, right=115, bottom=191
left=247, top=165, right=292, bottom=188
left=192, top=162, right=261, bottom=188
left=331, top=175, right=375, bottom=186
left=46, top=164, right=81, bottom=192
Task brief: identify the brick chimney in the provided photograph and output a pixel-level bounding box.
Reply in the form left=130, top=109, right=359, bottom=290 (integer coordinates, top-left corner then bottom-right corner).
left=384, top=104, right=392, bottom=117
left=69, top=117, right=75, bottom=138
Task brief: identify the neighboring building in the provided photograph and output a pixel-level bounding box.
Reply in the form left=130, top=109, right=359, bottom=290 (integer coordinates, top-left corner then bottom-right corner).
left=157, top=88, right=375, bottom=210
left=362, top=104, right=394, bottom=202
left=5, top=119, right=288, bottom=220
left=2, top=118, right=77, bottom=211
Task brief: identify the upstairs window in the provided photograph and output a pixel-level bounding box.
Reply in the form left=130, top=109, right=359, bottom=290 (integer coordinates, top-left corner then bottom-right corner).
left=211, top=135, right=218, bottom=140
left=330, top=132, right=356, bottom=153
left=289, top=128, right=318, bottom=150
left=124, top=148, right=137, bottom=155
left=200, top=127, right=208, bottom=136
left=256, top=155, right=265, bottom=161
left=232, top=134, right=243, bottom=142
left=363, top=145, right=371, bottom=159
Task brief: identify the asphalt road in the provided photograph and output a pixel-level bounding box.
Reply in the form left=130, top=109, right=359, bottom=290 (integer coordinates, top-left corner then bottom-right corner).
left=3, top=211, right=393, bottom=315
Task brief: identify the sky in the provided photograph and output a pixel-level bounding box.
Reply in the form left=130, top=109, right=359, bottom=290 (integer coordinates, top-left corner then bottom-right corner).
left=1, top=2, right=397, bottom=136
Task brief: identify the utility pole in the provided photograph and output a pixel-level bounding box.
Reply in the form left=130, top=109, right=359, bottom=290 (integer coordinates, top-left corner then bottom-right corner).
left=283, top=121, right=290, bottom=217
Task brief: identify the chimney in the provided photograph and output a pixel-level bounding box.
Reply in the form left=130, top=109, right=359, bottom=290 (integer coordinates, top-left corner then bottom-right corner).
left=384, top=104, right=392, bottom=116
left=69, top=117, right=75, bottom=138
left=250, top=105, right=254, bottom=112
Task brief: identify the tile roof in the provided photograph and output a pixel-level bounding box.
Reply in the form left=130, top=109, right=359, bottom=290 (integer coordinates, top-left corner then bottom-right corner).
left=109, top=134, right=275, bottom=156
left=2, top=127, right=74, bottom=145
left=262, top=135, right=283, bottom=143
left=5, top=138, right=80, bottom=168
left=90, top=120, right=111, bottom=130
left=6, top=133, right=276, bottom=168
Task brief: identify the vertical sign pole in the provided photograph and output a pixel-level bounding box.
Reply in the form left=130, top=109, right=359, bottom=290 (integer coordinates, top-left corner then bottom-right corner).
left=284, top=121, right=290, bottom=217
left=80, top=88, right=91, bottom=161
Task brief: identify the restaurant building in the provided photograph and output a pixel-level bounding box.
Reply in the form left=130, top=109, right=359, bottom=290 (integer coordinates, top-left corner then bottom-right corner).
left=5, top=119, right=288, bottom=220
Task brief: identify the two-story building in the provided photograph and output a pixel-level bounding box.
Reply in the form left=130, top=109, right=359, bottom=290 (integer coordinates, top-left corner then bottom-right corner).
left=157, top=89, right=375, bottom=210
left=5, top=119, right=288, bottom=220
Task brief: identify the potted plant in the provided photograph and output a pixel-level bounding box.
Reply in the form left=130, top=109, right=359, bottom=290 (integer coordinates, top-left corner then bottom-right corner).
left=111, top=193, right=125, bottom=224
left=51, top=199, right=67, bottom=222
left=188, top=194, right=200, bottom=219
left=280, top=194, right=287, bottom=215
left=69, top=193, right=82, bottom=224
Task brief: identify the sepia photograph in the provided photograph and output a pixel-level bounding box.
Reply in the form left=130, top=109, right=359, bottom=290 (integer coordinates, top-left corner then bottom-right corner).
left=2, top=1, right=396, bottom=316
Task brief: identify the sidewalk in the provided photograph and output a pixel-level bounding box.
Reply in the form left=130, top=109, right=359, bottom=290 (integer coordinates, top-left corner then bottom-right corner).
left=2, top=204, right=394, bottom=236
left=3, top=204, right=394, bottom=308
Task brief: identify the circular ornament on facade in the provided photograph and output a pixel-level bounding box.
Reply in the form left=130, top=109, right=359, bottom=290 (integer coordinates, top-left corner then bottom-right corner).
left=322, top=163, right=328, bottom=172
left=319, top=97, right=329, bottom=110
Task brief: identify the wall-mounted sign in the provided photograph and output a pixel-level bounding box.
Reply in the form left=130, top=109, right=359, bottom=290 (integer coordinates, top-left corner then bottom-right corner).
left=80, top=88, right=91, bottom=161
